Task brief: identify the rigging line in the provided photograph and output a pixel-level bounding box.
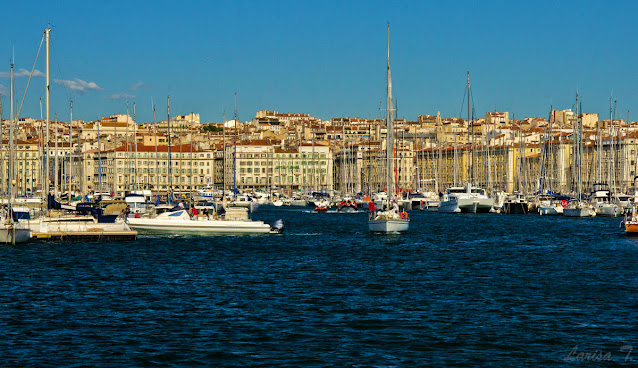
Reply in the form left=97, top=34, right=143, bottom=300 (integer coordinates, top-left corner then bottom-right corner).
left=51, top=37, right=74, bottom=103
left=16, top=33, right=45, bottom=120
left=458, top=84, right=467, bottom=119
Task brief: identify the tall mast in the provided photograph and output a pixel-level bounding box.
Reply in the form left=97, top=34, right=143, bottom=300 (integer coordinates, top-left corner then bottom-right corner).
left=152, top=100, right=158, bottom=201
left=126, top=101, right=130, bottom=193
left=576, top=93, right=582, bottom=200
left=189, top=113, right=193, bottom=203
left=9, top=63, right=15, bottom=204
left=97, top=115, right=102, bottom=196
left=0, top=96, right=3, bottom=195
left=134, top=102, right=138, bottom=193
left=436, top=111, right=442, bottom=194
left=222, top=111, right=226, bottom=193
left=233, top=93, right=237, bottom=196
left=167, top=96, right=172, bottom=204
left=467, top=72, right=472, bottom=183
left=386, top=23, right=394, bottom=201
left=69, top=100, right=73, bottom=196
left=54, top=112, right=58, bottom=199
left=45, top=27, right=50, bottom=199
left=608, top=97, right=613, bottom=188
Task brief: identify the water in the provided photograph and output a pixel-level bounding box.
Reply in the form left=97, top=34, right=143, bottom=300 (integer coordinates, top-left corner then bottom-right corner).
left=1, top=207, right=637, bottom=367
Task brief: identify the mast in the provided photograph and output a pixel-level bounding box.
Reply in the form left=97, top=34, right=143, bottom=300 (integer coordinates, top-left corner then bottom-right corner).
left=222, top=111, right=226, bottom=193
left=133, top=102, right=138, bottom=193
left=152, top=100, right=158, bottom=202
left=126, top=101, right=130, bottom=193
left=97, top=115, right=102, bottom=197
left=9, top=63, right=15, bottom=208
left=436, top=111, right=442, bottom=194
left=467, top=71, right=473, bottom=184
left=233, top=93, right=237, bottom=197
left=608, top=97, right=613, bottom=188
left=577, top=93, right=582, bottom=200
left=0, top=95, right=3, bottom=196
left=222, top=111, right=227, bottom=209
left=167, top=96, right=172, bottom=204
left=54, top=112, right=58, bottom=199
left=386, top=23, right=394, bottom=203
left=45, top=27, right=50, bottom=200
left=69, top=100, right=73, bottom=196
left=189, top=113, right=193, bottom=203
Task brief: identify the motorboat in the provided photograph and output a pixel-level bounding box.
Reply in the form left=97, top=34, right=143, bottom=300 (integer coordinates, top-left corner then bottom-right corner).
left=589, top=183, right=619, bottom=217
left=127, top=207, right=283, bottom=235
left=439, top=183, right=492, bottom=213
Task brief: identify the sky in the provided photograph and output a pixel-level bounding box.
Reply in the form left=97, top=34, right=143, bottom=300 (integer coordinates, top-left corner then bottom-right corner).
left=1, top=0, right=637, bottom=124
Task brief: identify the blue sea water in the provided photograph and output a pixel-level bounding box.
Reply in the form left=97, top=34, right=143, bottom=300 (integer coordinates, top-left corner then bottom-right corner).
left=1, top=207, right=637, bottom=367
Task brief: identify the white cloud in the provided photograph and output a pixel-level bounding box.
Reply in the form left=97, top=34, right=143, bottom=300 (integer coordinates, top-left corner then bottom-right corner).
left=105, top=93, right=136, bottom=100
left=0, top=68, right=45, bottom=78
left=129, top=81, right=148, bottom=91
left=0, top=84, right=7, bottom=96
left=54, top=78, right=103, bottom=92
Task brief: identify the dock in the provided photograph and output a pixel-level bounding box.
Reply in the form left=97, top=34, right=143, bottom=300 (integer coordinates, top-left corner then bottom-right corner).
left=30, top=230, right=138, bottom=241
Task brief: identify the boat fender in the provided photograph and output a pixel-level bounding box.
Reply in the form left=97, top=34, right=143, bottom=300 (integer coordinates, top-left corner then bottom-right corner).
left=400, top=211, right=408, bottom=219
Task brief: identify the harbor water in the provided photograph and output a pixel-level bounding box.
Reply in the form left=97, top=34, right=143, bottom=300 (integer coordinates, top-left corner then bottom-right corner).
left=1, top=207, right=637, bottom=366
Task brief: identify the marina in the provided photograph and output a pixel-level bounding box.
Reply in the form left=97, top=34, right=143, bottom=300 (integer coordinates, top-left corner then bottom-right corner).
left=1, top=206, right=637, bottom=366
left=3, top=1, right=638, bottom=365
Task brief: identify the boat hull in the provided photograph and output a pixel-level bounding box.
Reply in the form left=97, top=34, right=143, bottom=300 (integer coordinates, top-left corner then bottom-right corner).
left=503, top=202, right=528, bottom=214
left=127, top=218, right=272, bottom=234
left=458, top=197, right=492, bottom=213
left=0, top=227, right=31, bottom=243
left=438, top=199, right=460, bottom=213
left=625, top=221, right=638, bottom=235
left=368, top=219, right=409, bottom=233
left=563, top=207, right=596, bottom=217
left=538, top=206, right=563, bottom=216
left=595, top=204, right=619, bottom=217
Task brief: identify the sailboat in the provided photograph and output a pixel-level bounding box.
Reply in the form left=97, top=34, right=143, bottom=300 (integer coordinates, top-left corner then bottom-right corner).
left=563, top=94, right=596, bottom=217
left=0, top=63, right=31, bottom=243
left=368, top=24, right=409, bottom=233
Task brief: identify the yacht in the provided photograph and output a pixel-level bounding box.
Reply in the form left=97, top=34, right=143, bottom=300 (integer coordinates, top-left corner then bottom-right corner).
left=589, top=183, right=619, bottom=217
left=439, top=183, right=492, bottom=213
left=127, top=207, right=283, bottom=235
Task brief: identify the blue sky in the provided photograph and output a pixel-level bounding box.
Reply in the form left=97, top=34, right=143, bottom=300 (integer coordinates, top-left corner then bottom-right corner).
left=1, top=0, right=637, bottom=124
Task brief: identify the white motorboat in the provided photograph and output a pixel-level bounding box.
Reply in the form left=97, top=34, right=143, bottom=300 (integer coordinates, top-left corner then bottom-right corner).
left=439, top=184, right=491, bottom=213
left=127, top=207, right=283, bottom=235
left=589, top=184, right=619, bottom=217
left=26, top=212, right=133, bottom=234
left=229, top=194, right=259, bottom=213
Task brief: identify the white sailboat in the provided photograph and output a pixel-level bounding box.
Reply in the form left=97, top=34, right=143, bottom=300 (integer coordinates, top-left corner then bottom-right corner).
left=564, top=94, right=596, bottom=217
left=369, top=24, right=409, bottom=233
left=1, top=62, right=31, bottom=243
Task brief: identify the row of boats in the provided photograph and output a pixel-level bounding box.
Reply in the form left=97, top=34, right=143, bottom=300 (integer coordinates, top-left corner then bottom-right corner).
left=0, top=192, right=285, bottom=244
